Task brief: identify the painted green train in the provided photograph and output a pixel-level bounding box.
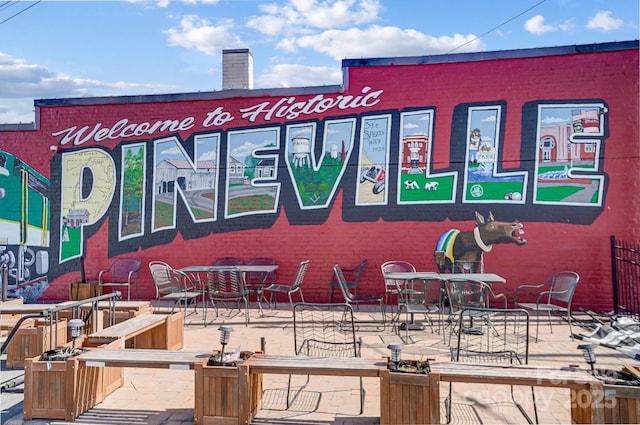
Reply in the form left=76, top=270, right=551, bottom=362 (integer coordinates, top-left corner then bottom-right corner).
left=0, top=150, right=50, bottom=300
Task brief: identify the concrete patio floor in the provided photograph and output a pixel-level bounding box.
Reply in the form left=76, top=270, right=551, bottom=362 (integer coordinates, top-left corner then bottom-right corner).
left=1, top=303, right=636, bottom=425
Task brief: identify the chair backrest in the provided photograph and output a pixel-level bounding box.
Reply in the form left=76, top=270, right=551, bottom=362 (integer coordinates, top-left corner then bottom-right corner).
left=290, top=259, right=311, bottom=291
left=213, top=257, right=244, bottom=266
left=111, top=258, right=142, bottom=281
left=381, top=260, right=416, bottom=294
left=207, top=267, right=247, bottom=298
left=445, top=277, right=494, bottom=311
left=333, top=264, right=355, bottom=302
left=245, top=257, right=277, bottom=284
left=350, top=260, right=368, bottom=285
left=547, top=271, right=579, bottom=305
left=149, top=261, right=179, bottom=296
left=451, top=307, right=530, bottom=366
left=397, top=277, right=443, bottom=307
left=292, top=303, right=359, bottom=358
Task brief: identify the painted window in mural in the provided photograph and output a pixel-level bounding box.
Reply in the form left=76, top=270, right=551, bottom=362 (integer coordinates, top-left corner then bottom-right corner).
left=463, top=106, right=527, bottom=203
left=534, top=103, right=605, bottom=206
left=225, top=128, right=280, bottom=218
left=60, top=149, right=115, bottom=261
left=120, top=143, right=145, bottom=239
left=0, top=150, right=50, bottom=295
left=152, top=134, right=218, bottom=232
left=356, top=115, right=391, bottom=205
left=397, top=110, right=457, bottom=204
left=286, top=119, right=356, bottom=209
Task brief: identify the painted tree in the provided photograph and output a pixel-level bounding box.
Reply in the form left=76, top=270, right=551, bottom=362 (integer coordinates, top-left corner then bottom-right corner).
left=121, top=147, right=144, bottom=234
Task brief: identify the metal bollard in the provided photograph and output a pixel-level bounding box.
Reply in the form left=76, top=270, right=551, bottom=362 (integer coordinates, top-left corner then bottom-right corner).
left=1, top=263, right=8, bottom=301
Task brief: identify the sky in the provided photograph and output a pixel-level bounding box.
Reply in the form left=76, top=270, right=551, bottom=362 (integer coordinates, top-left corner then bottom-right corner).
left=0, top=0, right=637, bottom=125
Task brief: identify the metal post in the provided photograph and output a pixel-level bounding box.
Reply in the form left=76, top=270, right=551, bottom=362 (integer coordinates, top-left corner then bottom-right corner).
left=1, top=263, right=8, bottom=301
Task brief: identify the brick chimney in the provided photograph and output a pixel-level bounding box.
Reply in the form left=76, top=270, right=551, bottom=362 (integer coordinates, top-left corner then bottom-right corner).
left=222, top=49, right=254, bottom=90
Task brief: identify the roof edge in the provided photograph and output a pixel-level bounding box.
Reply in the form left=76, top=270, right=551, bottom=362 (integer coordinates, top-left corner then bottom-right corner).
left=34, top=84, right=343, bottom=108
left=341, top=40, right=639, bottom=68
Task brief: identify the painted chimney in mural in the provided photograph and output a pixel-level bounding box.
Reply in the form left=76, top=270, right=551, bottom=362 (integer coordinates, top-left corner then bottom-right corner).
left=222, top=49, right=254, bottom=90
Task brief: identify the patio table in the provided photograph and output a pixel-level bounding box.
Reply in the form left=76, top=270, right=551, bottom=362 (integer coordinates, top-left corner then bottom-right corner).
left=179, top=264, right=279, bottom=315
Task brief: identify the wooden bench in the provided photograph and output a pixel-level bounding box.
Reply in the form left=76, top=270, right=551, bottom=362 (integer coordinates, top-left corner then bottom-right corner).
left=87, top=311, right=184, bottom=350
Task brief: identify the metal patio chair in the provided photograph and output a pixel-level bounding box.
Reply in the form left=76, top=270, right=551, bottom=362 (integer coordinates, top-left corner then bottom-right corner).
left=444, top=276, right=507, bottom=344
left=328, top=259, right=367, bottom=304
left=447, top=307, right=538, bottom=424
left=514, top=271, right=579, bottom=340
left=205, top=266, right=250, bottom=326
left=148, top=261, right=199, bottom=314
left=289, top=303, right=365, bottom=414
left=262, top=259, right=309, bottom=310
left=98, top=258, right=142, bottom=301
left=380, top=260, right=416, bottom=320
left=333, top=264, right=385, bottom=328
left=245, top=257, right=278, bottom=306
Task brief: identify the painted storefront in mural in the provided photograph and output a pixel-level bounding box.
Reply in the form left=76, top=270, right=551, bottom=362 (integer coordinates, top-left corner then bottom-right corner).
left=0, top=41, right=637, bottom=310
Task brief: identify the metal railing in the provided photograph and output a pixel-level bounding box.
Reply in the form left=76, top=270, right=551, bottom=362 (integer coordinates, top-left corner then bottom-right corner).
left=1, top=291, right=121, bottom=356
left=610, top=235, right=640, bottom=320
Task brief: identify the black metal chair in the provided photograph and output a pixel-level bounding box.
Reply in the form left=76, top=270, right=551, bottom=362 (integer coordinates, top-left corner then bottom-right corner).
left=333, top=264, right=385, bottom=329
left=447, top=307, right=538, bottom=424
left=205, top=266, right=249, bottom=326
left=289, top=303, right=365, bottom=414
left=328, top=259, right=367, bottom=303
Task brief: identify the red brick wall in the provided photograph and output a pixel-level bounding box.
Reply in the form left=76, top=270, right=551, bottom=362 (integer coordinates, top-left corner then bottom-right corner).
left=0, top=43, right=638, bottom=313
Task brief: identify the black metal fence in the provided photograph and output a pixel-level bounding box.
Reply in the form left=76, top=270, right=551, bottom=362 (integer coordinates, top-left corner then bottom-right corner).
left=610, top=235, right=640, bottom=320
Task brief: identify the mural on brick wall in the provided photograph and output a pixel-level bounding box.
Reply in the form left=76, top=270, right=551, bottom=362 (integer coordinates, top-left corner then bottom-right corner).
left=0, top=150, right=50, bottom=301
left=0, top=93, right=611, bottom=301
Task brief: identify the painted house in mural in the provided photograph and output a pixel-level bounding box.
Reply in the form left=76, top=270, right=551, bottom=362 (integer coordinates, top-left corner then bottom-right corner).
left=0, top=40, right=637, bottom=310
left=255, top=158, right=276, bottom=178
left=155, top=159, right=216, bottom=193
left=229, top=156, right=248, bottom=185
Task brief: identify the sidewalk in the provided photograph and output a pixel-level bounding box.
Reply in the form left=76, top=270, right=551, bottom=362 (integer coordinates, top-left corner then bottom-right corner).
left=1, top=304, right=634, bottom=424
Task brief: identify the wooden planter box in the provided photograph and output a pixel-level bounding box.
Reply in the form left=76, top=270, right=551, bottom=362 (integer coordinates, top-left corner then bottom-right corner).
left=379, top=368, right=439, bottom=425
left=194, top=354, right=263, bottom=425
left=5, top=318, right=68, bottom=369
left=69, top=281, right=101, bottom=301
left=601, top=366, right=640, bottom=424
left=22, top=337, right=124, bottom=421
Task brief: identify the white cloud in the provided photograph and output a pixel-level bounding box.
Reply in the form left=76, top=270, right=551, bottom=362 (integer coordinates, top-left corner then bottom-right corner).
left=541, top=116, right=567, bottom=125
left=232, top=141, right=261, bottom=158
left=164, top=15, right=245, bottom=55
left=255, top=63, right=342, bottom=88
left=247, top=0, right=382, bottom=36
left=286, top=26, right=483, bottom=60
left=0, top=52, right=171, bottom=99
left=524, top=15, right=556, bottom=35
left=0, top=52, right=177, bottom=124
left=587, top=11, right=624, bottom=31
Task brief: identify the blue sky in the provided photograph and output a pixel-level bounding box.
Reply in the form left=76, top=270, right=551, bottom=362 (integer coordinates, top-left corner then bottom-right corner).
left=0, top=0, right=637, bottom=124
